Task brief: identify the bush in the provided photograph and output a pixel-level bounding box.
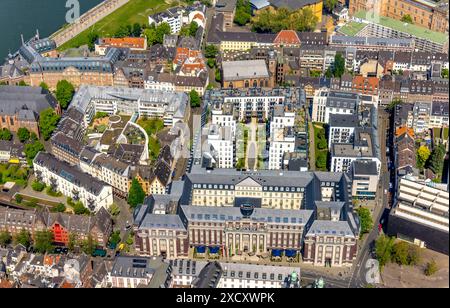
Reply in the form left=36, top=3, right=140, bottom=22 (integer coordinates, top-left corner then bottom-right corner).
left=316, top=152, right=327, bottom=169
left=52, top=203, right=66, bottom=213
left=73, top=201, right=90, bottom=215
left=46, top=186, right=62, bottom=197
left=31, top=180, right=46, bottom=192
left=15, top=194, right=23, bottom=204
left=424, top=260, right=438, bottom=276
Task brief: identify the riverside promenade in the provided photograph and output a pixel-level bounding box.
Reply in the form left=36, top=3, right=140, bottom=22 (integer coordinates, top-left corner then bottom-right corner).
left=50, top=0, right=129, bottom=47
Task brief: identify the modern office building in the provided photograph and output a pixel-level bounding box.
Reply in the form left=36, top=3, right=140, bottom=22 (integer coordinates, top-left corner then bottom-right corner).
left=387, top=177, right=449, bottom=255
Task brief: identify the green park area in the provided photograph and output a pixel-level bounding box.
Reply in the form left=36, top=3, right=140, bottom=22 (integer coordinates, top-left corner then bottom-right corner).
left=313, top=123, right=328, bottom=171
left=137, top=117, right=165, bottom=161
left=57, top=0, right=176, bottom=50
left=0, top=164, right=29, bottom=186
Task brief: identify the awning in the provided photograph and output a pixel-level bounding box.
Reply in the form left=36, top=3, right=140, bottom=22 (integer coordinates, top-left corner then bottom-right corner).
left=209, top=246, right=220, bottom=254
left=271, top=249, right=282, bottom=257
left=285, top=249, right=297, bottom=258
left=196, top=246, right=206, bottom=253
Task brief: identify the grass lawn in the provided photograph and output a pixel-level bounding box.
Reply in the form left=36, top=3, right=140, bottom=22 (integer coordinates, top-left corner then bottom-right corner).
left=137, top=117, right=165, bottom=136
left=57, top=0, right=175, bottom=50
left=338, top=21, right=367, bottom=36
left=313, top=123, right=328, bottom=171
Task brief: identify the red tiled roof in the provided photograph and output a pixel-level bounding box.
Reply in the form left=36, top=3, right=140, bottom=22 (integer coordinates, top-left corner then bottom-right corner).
left=273, top=30, right=301, bottom=45
left=100, top=37, right=146, bottom=49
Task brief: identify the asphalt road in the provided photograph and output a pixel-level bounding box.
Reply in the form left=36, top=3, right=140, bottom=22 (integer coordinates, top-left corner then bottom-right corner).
left=347, top=108, right=392, bottom=288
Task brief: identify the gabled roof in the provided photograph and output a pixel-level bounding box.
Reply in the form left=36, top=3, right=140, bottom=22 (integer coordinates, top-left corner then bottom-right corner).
left=273, top=30, right=301, bottom=45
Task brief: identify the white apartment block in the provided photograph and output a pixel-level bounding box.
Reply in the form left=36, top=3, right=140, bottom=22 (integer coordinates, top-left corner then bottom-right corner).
left=270, top=106, right=295, bottom=135
left=33, top=152, right=113, bottom=212
left=204, top=125, right=234, bottom=169
left=312, top=89, right=328, bottom=123
left=148, top=8, right=183, bottom=34
left=328, top=114, right=358, bottom=149
left=211, top=108, right=236, bottom=136
left=269, top=128, right=296, bottom=170
left=70, top=86, right=188, bottom=128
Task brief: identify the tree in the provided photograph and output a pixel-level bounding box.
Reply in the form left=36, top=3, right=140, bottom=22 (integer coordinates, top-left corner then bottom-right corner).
left=128, top=178, right=145, bottom=208
left=317, top=138, right=327, bottom=150
left=55, top=80, right=75, bottom=109
left=416, top=145, right=431, bottom=170
left=207, top=58, right=216, bottom=68
left=355, top=207, right=373, bottom=235
left=34, top=230, right=54, bottom=253
left=143, top=27, right=157, bottom=46
left=387, top=98, right=402, bottom=111
left=190, top=89, right=201, bottom=108
left=108, top=203, right=120, bottom=216
left=425, top=259, right=438, bottom=276
left=73, top=201, right=89, bottom=215
left=114, top=24, right=131, bottom=38
left=80, top=234, right=97, bottom=255
left=68, top=233, right=78, bottom=252
left=24, top=141, right=45, bottom=165
left=324, top=0, right=338, bottom=12
left=17, top=127, right=31, bottom=143
left=132, top=23, right=142, bottom=37
left=316, top=152, right=327, bottom=169
left=18, top=80, right=27, bottom=86
left=39, top=82, right=49, bottom=90
left=155, top=23, right=171, bottom=44
left=407, top=245, right=421, bottom=266
left=0, top=128, right=12, bottom=141
left=375, top=234, right=395, bottom=268
left=392, top=241, right=409, bottom=265
left=442, top=68, right=449, bottom=79
left=87, top=31, right=99, bottom=51
left=332, top=53, right=345, bottom=78
left=205, top=45, right=218, bottom=59
left=15, top=194, right=23, bottom=204
left=31, top=180, right=46, bottom=192
left=234, top=0, right=252, bottom=26
left=14, top=229, right=32, bottom=248
left=52, top=203, right=66, bottom=213
left=0, top=231, right=12, bottom=247
left=30, top=132, right=38, bottom=142
left=39, top=108, right=60, bottom=140
left=401, top=14, right=413, bottom=24
left=427, top=143, right=446, bottom=176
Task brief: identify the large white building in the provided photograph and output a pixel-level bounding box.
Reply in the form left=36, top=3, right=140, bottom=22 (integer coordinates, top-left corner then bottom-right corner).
left=330, top=128, right=381, bottom=174
left=33, top=152, right=113, bottom=212
left=148, top=7, right=183, bottom=34
left=312, top=89, right=359, bottom=123
left=203, top=124, right=234, bottom=169
left=204, top=88, right=303, bottom=123
left=70, top=86, right=189, bottom=127
left=387, top=177, right=449, bottom=255
left=270, top=105, right=295, bottom=136
left=328, top=114, right=358, bottom=149
left=211, top=102, right=236, bottom=136
left=269, top=127, right=296, bottom=170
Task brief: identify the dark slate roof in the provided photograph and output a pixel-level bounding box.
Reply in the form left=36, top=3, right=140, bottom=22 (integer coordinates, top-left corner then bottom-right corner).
left=329, top=114, right=359, bottom=128
left=0, top=86, right=58, bottom=116
left=153, top=159, right=172, bottom=186
left=353, top=160, right=378, bottom=176
left=431, top=101, right=449, bottom=117
left=191, top=261, right=222, bottom=288
left=51, top=132, right=84, bottom=157
left=34, top=152, right=109, bottom=195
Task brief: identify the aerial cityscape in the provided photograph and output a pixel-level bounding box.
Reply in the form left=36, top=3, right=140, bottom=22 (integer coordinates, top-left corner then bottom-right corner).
left=0, top=0, right=448, bottom=290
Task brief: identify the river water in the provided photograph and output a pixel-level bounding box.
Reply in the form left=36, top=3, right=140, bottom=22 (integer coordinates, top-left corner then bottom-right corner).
left=0, top=0, right=103, bottom=60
